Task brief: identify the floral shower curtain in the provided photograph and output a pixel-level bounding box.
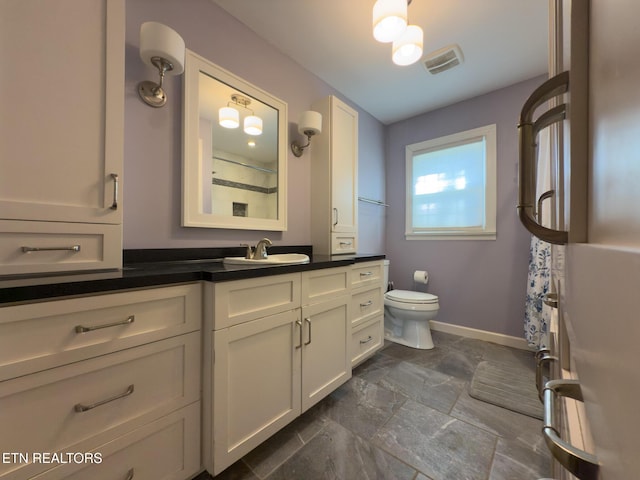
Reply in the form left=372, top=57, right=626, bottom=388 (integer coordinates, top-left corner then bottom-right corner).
left=524, top=127, right=552, bottom=350
left=525, top=237, right=551, bottom=349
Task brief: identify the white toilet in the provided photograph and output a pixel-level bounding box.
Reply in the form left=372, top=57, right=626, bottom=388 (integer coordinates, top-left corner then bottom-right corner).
left=383, top=260, right=438, bottom=350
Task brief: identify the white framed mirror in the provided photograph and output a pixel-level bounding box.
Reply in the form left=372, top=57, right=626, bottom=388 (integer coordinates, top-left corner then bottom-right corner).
left=182, top=49, right=288, bottom=230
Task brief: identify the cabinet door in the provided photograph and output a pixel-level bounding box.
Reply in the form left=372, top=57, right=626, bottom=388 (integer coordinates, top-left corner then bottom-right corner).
left=301, top=296, right=351, bottom=412
left=212, top=309, right=301, bottom=475
left=0, top=0, right=124, bottom=225
left=330, top=99, right=358, bottom=234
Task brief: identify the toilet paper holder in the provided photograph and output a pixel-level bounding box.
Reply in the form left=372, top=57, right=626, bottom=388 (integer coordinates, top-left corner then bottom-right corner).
left=413, top=270, right=429, bottom=284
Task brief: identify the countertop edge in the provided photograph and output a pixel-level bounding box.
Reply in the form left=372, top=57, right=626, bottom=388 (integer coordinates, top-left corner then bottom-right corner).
left=0, top=253, right=385, bottom=306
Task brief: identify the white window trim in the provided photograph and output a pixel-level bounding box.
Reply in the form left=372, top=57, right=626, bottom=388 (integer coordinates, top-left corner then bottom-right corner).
left=405, top=124, right=497, bottom=241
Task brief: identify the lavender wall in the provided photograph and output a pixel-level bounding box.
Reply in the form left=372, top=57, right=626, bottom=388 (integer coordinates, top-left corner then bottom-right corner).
left=124, top=0, right=385, bottom=253
left=385, top=76, right=546, bottom=338
left=358, top=112, right=387, bottom=253
left=124, top=0, right=541, bottom=337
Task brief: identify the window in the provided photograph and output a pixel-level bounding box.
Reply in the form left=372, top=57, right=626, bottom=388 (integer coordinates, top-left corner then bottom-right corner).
left=405, top=124, right=496, bottom=240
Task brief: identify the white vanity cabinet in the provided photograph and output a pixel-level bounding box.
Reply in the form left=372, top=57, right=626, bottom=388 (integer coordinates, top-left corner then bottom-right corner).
left=300, top=267, right=352, bottom=410
left=0, top=284, right=202, bottom=480
left=310, top=96, right=359, bottom=255
left=204, top=268, right=351, bottom=475
left=0, top=0, right=125, bottom=275
left=350, top=260, right=385, bottom=367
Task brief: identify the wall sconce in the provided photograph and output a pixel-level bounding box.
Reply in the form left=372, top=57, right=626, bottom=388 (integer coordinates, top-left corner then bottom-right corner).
left=137, top=22, right=185, bottom=108
left=291, top=111, right=322, bottom=157
left=218, top=94, right=263, bottom=135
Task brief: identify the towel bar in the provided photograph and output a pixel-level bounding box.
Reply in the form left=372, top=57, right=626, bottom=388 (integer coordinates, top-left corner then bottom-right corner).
left=517, top=72, right=569, bottom=244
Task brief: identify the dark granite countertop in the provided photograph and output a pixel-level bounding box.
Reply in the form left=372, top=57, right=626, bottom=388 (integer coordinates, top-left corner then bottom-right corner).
left=0, top=247, right=384, bottom=306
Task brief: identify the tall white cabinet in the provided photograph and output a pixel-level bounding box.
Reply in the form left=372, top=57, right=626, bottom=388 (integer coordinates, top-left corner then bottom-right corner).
left=310, top=96, right=359, bottom=255
left=0, top=0, right=124, bottom=275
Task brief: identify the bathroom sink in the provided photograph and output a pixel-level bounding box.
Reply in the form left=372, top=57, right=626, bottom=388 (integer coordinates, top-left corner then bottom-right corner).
left=223, top=253, right=310, bottom=265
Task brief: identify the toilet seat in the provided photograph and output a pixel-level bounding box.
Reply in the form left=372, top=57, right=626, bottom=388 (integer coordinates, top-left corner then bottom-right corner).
left=385, top=289, right=438, bottom=304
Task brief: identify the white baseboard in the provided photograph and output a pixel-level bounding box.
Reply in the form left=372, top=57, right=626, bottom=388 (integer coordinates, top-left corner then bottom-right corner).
left=429, top=320, right=532, bottom=351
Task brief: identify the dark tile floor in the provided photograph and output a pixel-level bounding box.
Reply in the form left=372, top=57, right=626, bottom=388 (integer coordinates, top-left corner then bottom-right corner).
left=199, top=331, right=550, bottom=480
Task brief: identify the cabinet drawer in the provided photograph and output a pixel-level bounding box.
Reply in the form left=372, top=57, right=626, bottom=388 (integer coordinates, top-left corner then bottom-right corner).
left=0, top=220, right=121, bottom=275
left=351, top=315, right=384, bottom=367
left=0, top=284, right=201, bottom=381
left=0, top=332, right=200, bottom=480
left=331, top=233, right=357, bottom=254
left=351, top=285, right=383, bottom=327
left=30, top=403, right=201, bottom=480
left=301, top=267, right=350, bottom=305
left=351, top=315, right=383, bottom=367
left=212, top=273, right=300, bottom=329
left=352, top=261, right=383, bottom=289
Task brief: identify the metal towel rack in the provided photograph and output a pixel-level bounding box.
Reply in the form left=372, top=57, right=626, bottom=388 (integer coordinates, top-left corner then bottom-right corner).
left=543, top=379, right=600, bottom=479
left=517, top=71, right=569, bottom=244
left=358, top=196, right=389, bottom=207
left=535, top=348, right=557, bottom=401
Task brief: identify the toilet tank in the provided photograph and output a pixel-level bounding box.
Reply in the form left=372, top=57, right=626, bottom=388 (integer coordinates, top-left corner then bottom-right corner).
left=383, top=259, right=390, bottom=291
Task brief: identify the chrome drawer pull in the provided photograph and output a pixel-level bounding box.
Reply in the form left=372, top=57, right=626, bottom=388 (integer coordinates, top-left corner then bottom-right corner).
left=74, top=384, right=135, bottom=412
left=360, top=335, right=373, bottom=345
left=75, top=315, right=135, bottom=334
left=304, top=318, right=312, bottom=346
left=295, top=320, right=302, bottom=349
left=360, top=300, right=373, bottom=307
left=339, top=241, right=352, bottom=246
left=110, top=173, right=119, bottom=210
left=535, top=349, right=557, bottom=401
left=360, top=271, right=373, bottom=277
left=537, top=189, right=555, bottom=224
left=542, top=379, right=599, bottom=479
left=22, top=245, right=81, bottom=253
left=543, top=293, right=559, bottom=309
left=125, top=468, right=135, bottom=480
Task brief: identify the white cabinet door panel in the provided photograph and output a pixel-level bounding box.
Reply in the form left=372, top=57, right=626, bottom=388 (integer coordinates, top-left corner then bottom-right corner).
left=301, top=295, right=351, bottom=411
left=0, top=0, right=124, bottom=224
left=212, top=309, right=301, bottom=475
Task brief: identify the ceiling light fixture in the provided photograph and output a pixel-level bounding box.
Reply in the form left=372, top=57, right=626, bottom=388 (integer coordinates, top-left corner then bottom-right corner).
left=218, top=106, right=239, bottom=129
left=244, top=115, right=263, bottom=136
left=218, top=94, right=263, bottom=135
left=372, top=0, right=407, bottom=43
left=392, top=24, right=423, bottom=66
left=373, top=0, right=423, bottom=67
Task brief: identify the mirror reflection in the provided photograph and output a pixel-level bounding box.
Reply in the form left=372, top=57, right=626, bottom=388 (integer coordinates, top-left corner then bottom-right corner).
left=182, top=50, right=287, bottom=230
left=199, top=73, right=278, bottom=219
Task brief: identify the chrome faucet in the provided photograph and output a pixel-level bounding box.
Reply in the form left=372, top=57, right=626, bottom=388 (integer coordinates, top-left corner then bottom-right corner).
left=241, top=244, right=254, bottom=259
left=253, top=238, right=272, bottom=259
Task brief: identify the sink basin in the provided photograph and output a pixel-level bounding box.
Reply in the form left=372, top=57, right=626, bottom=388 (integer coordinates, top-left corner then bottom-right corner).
left=223, top=253, right=310, bottom=265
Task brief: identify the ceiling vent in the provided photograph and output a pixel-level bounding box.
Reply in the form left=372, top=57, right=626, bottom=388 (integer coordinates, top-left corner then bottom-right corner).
left=423, top=44, right=464, bottom=74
